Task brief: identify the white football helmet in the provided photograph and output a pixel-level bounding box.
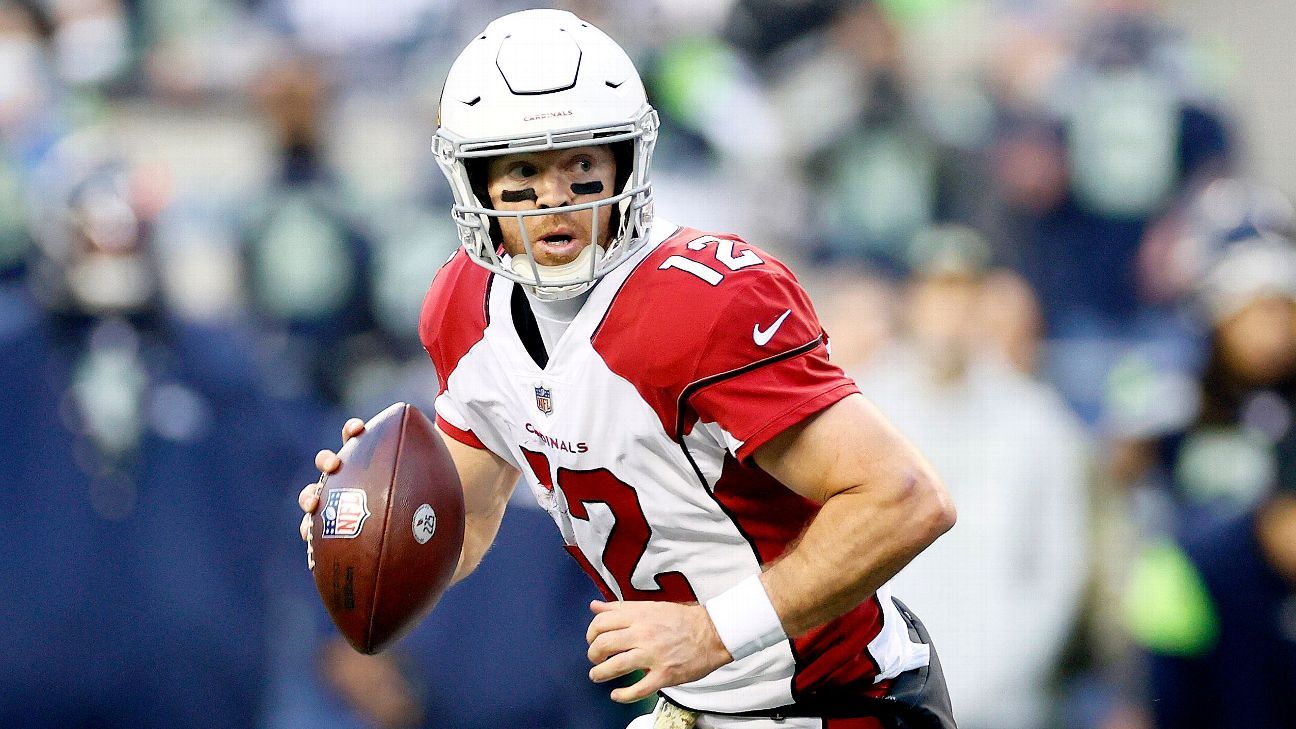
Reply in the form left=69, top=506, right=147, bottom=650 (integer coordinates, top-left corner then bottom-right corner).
left=432, top=9, right=658, bottom=299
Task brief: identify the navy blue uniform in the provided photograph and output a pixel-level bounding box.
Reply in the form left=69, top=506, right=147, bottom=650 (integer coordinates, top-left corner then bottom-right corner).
left=0, top=289, right=322, bottom=728
left=1147, top=511, right=1296, bottom=729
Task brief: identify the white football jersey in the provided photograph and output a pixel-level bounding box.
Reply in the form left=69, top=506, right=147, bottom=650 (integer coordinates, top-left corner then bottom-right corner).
left=420, top=220, right=930, bottom=713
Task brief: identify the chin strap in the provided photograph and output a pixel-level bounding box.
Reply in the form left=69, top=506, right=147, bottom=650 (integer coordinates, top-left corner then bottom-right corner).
left=509, top=244, right=602, bottom=301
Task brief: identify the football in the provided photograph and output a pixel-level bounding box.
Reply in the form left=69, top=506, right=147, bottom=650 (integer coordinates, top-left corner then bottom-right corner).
left=309, top=402, right=464, bottom=654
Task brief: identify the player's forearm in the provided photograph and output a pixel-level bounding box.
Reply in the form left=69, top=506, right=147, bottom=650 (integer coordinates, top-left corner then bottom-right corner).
left=437, top=431, right=519, bottom=585
left=759, top=470, right=955, bottom=637
left=451, top=505, right=507, bottom=584
left=744, top=394, right=956, bottom=638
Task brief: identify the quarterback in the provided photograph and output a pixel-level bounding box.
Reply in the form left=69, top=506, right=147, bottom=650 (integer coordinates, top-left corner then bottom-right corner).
left=298, top=9, right=957, bottom=729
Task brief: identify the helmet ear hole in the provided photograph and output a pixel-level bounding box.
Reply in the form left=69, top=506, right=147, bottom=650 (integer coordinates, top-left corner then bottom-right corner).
left=466, top=159, right=491, bottom=208
left=465, top=159, right=504, bottom=247
left=611, top=141, right=633, bottom=193
left=606, top=141, right=634, bottom=240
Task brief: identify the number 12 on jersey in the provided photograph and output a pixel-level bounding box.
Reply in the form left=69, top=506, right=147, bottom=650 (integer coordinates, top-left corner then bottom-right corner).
left=659, top=235, right=764, bottom=285
left=520, top=447, right=699, bottom=603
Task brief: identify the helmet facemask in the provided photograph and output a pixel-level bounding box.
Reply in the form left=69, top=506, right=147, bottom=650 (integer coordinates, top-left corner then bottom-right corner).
left=433, top=110, right=658, bottom=300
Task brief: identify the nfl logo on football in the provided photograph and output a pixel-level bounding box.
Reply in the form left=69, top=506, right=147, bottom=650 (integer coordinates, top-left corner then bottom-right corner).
left=534, top=385, right=554, bottom=415
left=322, top=487, right=371, bottom=538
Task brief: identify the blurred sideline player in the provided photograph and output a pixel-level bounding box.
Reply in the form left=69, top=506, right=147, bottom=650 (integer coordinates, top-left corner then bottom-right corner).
left=298, top=10, right=957, bottom=729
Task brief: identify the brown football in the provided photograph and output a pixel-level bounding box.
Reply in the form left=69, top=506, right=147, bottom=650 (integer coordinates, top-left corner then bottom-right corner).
left=309, top=402, right=464, bottom=654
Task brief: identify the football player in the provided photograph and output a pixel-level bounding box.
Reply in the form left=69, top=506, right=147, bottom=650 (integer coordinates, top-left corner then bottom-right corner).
left=298, top=10, right=957, bottom=728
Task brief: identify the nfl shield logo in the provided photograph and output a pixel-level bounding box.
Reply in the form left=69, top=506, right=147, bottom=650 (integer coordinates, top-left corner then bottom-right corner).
left=534, top=385, right=553, bottom=415
left=322, top=487, right=371, bottom=538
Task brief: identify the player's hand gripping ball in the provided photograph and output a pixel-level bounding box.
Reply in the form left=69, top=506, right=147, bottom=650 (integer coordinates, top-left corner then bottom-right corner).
left=306, top=402, right=464, bottom=654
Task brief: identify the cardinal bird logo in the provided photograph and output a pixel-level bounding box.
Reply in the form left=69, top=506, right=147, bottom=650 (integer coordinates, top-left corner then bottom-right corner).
left=534, top=385, right=553, bottom=415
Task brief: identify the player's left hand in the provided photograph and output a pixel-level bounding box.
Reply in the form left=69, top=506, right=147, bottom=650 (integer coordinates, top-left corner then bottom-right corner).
left=586, top=599, right=732, bottom=703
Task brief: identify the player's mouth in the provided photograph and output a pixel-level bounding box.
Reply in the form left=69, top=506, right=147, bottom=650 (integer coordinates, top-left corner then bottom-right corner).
left=534, top=228, right=584, bottom=258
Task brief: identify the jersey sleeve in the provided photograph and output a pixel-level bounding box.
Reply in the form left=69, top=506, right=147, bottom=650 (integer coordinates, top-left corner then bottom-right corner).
left=592, top=229, right=859, bottom=463
left=419, top=250, right=492, bottom=451
left=683, top=260, right=859, bottom=462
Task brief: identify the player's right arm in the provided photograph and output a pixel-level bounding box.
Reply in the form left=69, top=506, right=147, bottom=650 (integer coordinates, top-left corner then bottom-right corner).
left=297, top=249, right=522, bottom=581
left=296, top=417, right=520, bottom=584
left=438, top=426, right=520, bottom=583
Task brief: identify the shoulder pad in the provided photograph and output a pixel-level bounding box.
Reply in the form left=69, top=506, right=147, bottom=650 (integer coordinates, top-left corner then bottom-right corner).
left=420, top=249, right=492, bottom=394
left=594, top=230, right=826, bottom=437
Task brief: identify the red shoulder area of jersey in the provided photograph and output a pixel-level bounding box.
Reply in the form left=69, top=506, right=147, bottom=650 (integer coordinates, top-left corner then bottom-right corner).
left=593, top=227, right=840, bottom=445
left=419, top=249, right=492, bottom=396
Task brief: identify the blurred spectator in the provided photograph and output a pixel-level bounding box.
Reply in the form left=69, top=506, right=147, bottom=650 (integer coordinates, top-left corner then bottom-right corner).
left=1097, top=179, right=1293, bottom=494
left=974, top=267, right=1046, bottom=376
left=47, top=0, right=130, bottom=90
left=1175, top=236, right=1296, bottom=515
left=770, top=2, right=971, bottom=268
left=1112, top=234, right=1296, bottom=527
left=242, top=54, right=378, bottom=406
left=335, top=208, right=453, bottom=417
left=1138, top=176, right=1296, bottom=307
left=267, top=0, right=441, bottom=57
left=957, top=6, right=1235, bottom=431
left=994, top=8, right=1234, bottom=333
left=809, top=268, right=899, bottom=373
left=1125, top=417, right=1296, bottom=728
left=137, top=0, right=276, bottom=99
left=854, top=225, right=1090, bottom=729
left=0, top=148, right=320, bottom=727
left=642, top=26, right=791, bottom=247
left=723, top=0, right=856, bottom=70
left=1097, top=230, right=1295, bottom=729
left=0, top=0, right=64, bottom=166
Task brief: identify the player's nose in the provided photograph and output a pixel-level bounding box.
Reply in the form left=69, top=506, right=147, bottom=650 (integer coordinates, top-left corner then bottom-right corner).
left=534, top=169, right=573, bottom=209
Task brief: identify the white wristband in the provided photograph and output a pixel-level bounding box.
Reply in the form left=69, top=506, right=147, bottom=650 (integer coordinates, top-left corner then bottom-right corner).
left=704, top=574, right=787, bottom=661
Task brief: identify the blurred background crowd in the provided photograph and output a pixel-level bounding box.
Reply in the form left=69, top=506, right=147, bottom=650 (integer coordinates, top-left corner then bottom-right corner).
left=1, top=0, right=1293, bottom=727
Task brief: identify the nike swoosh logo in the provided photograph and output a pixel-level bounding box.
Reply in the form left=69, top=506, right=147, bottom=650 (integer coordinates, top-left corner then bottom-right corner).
left=753, top=309, right=792, bottom=347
